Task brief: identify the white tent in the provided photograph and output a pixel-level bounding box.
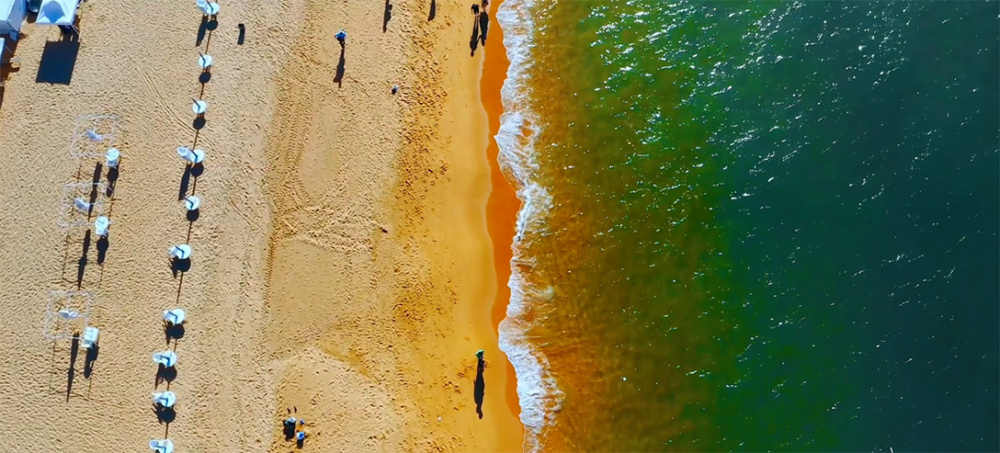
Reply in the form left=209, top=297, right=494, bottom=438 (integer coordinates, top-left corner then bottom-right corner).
left=35, top=0, right=77, bottom=26
left=0, top=0, right=26, bottom=37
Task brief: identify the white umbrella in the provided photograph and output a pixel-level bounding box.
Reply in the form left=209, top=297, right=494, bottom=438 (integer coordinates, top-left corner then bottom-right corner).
left=192, top=99, right=207, bottom=115
left=152, top=391, right=177, bottom=408
left=163, top=308, right=186, bottom=325
left=105, top=148, right=120, bottom=168
left=169, top=245, right=192, bottom=260
left=184, top=195, right=201, bottom=211
left=199, top=53, right=213, bottom=70
left=152, top=350, right=179, bottom=367
left=94, top=216, right=110, bottom=237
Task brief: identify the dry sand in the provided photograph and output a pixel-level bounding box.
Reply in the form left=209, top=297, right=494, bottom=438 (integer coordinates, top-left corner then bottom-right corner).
left=0, top=0, right=521, bottom=452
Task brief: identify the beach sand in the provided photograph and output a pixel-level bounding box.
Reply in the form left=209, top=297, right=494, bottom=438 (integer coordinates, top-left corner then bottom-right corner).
left=0, top=0, right=521, bottom=452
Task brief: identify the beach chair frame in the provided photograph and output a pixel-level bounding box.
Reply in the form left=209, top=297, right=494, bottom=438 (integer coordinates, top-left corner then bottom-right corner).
left=69, top=114, right=118, bottom=159
left=43, top=290, right=92, bottom=340
left=58, top=181, right=108, bottom=227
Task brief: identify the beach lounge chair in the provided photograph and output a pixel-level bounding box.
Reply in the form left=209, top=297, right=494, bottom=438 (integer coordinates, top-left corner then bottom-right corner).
left=73, top=197, right=92, bottom=214
left=80, top=326, right=98, bottom=349
left=163, top=308, right=186, bottom=326
left=152, top=391, right=177, bottom=408
left=149, top=439, right=174, bottom=453
left=152, top=350, right=178, bottom=368
left=169, top=244, right=192, bottom=260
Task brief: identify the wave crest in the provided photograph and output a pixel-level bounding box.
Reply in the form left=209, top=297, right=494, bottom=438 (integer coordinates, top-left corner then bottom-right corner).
left=495, top=1, right=566, bottom=452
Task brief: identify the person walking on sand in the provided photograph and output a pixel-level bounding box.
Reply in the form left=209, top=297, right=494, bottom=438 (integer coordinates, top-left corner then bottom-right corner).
left=335, top=29, right=347, bottom=47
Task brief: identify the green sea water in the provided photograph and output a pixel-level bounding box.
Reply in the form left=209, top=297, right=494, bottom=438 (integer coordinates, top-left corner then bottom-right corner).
left=496, top=1, right=999, bottom=451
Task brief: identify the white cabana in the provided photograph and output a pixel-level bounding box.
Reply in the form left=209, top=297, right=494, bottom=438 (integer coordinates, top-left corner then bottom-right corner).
left=0, top=0, right=26, bottom=38
left=35, top=0, right=77, bottom=26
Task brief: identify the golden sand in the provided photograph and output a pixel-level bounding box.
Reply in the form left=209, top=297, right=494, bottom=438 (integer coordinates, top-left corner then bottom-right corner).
left=0, top=0, right=521, bottom=451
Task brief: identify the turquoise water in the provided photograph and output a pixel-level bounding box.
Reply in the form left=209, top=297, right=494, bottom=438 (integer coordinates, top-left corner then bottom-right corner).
left=496, top=1, right=999, bottom=451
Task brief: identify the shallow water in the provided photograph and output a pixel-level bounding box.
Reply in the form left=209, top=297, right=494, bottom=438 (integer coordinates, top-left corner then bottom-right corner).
left=497, top=1, right=1000, bottom=451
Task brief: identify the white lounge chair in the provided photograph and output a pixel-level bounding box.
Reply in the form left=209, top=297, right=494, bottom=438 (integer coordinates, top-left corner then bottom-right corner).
left=94, top=216, right=110, bottom=237
left=163, top=308, right=186, bottom=326
left=176, top=146, right=205, bottom=164
left=73, top=197, right=93, bottom=214
left=152, top=391, right=177, bottom=408
left=184, top=195, right=201, bottom=211
left=149, top=439, right=174, bottom=453
left=169, top=245, right=192, bottom=260
left=80, top=326, right=99, bottom=350
left=152, top=350, right=178, bottom=367
left=105, top=148, right=120, bottom=168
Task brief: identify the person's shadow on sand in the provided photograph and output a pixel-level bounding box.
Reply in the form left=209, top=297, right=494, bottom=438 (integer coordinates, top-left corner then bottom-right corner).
left=470, top=14, right=481, bottom=56
left=334, top=47, right=346, bottom=88
left=474, top=356, right=486, bottom=419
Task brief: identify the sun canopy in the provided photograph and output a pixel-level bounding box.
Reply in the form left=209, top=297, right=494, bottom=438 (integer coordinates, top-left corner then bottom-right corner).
left=36, top=0, right=77, bottom=26
left=0, top=0, right=26, bottom=36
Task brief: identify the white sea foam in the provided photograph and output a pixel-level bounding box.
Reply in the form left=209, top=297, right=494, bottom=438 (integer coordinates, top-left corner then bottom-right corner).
left=495, top=1, right=566, bottom=452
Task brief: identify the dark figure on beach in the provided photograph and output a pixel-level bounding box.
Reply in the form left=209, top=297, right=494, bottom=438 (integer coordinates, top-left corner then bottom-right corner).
left=282, top=417, right=297, bottom=440
left=471, top=3, right=479, bottom=15
left=474, top=350, right=486, bottom=419
left=335, top=30, right=347, bottom=47
left=479, top=11, right=489, bottom=47
left=469, top=12, right=480, bottom=56
left=237, top=23, right=246, bottom=45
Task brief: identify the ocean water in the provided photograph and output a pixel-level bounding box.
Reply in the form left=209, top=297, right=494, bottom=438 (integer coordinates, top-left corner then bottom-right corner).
left=495, top=1, right=999, bottom=452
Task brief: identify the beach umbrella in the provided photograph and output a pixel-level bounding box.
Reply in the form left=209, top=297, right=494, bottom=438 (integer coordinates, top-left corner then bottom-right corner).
left=177, top=146, right=205, bottom=164
left=105, top=148, right=120, bottom=168
left=163, top=308, right=186, bottom=325
left=152, top=391, right=177, bottom=408
left=94, top=216, right=110, bottom=237
left=184, top=195, right=201, bottom=211
left=192, top=99, right=207, bottom=115
left=152, top=350, right=179, bottom=367
left=198, top=53, right=213, bottom=70
left=169, top=244, right=192, bottom=260
left=197, top=0, right=219, bottom=16
left=149, top=439, right=174, bottom=453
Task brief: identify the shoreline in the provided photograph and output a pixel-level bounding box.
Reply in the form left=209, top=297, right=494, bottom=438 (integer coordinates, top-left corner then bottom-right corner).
left=481, top=0, right=524, bottom=421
